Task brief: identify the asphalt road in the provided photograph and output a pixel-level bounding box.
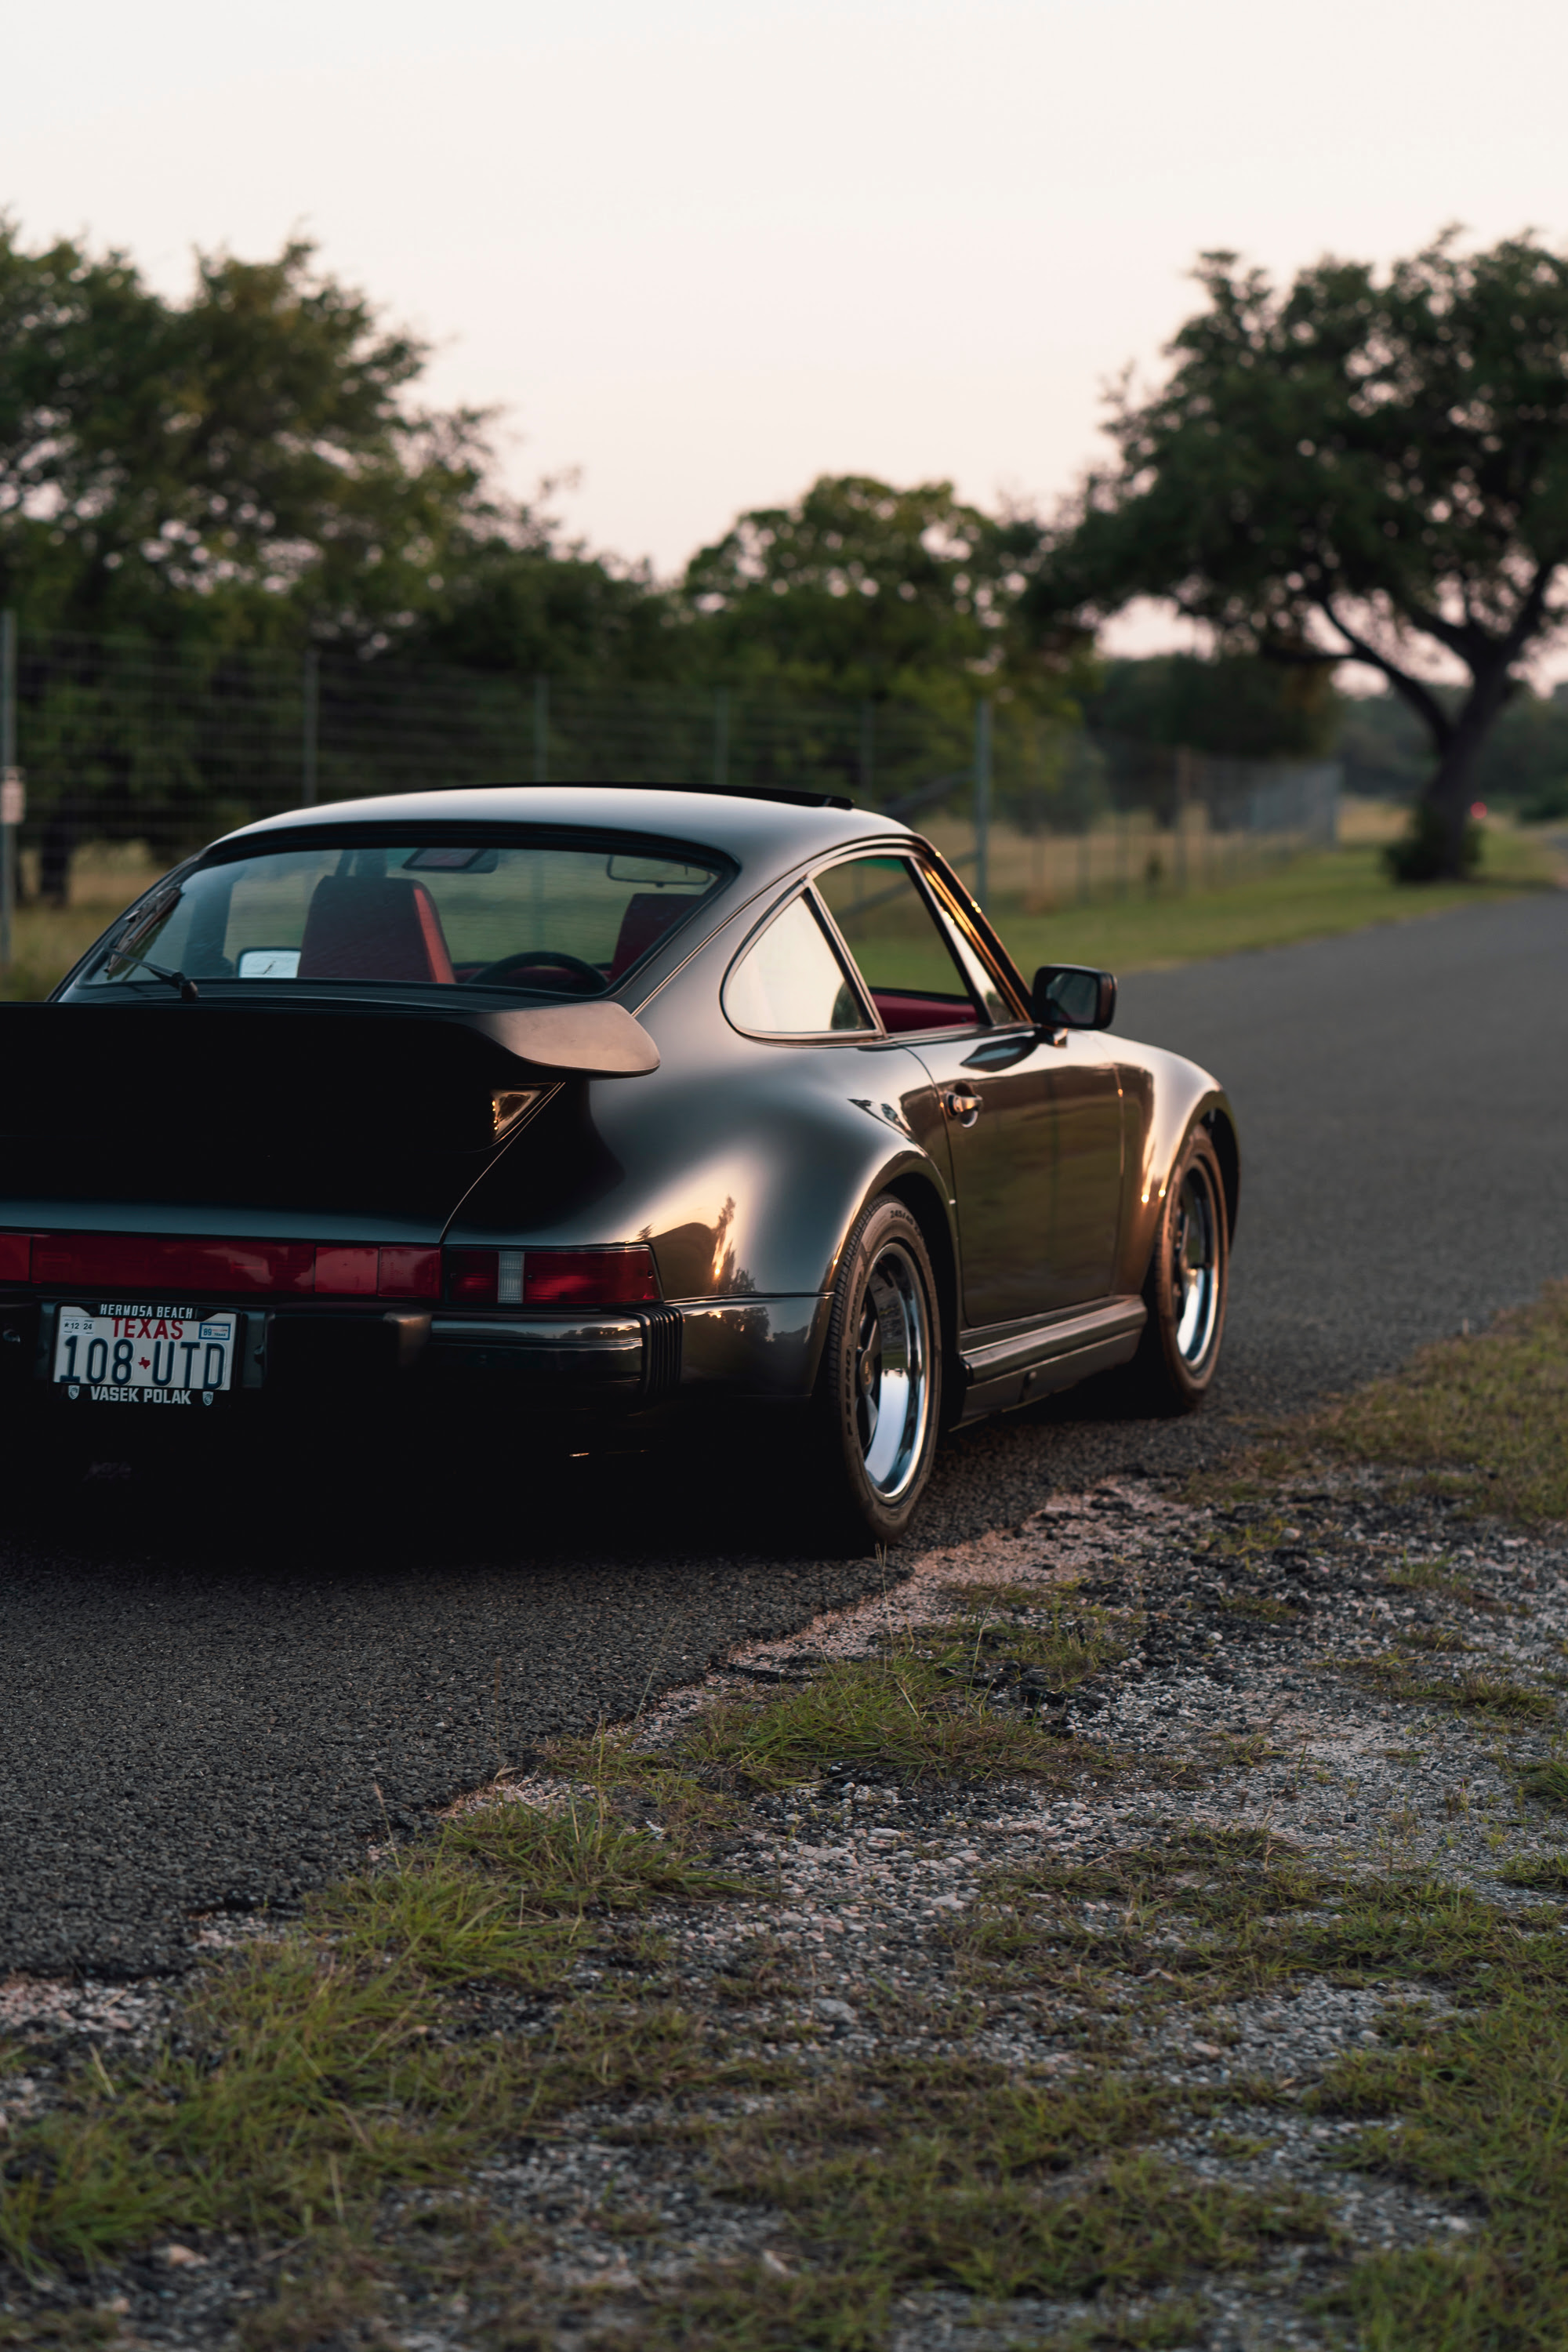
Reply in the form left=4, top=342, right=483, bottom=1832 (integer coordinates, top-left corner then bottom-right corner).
left=3, top=884, right=1566, bottom=1976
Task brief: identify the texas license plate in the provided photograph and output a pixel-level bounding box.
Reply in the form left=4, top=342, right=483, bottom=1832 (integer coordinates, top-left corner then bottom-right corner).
left=53, top=1304, right=238, bottom=1405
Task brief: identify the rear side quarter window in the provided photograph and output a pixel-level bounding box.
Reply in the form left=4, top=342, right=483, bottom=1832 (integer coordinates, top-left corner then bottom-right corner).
left=723, top=893, right=872, bottom=1037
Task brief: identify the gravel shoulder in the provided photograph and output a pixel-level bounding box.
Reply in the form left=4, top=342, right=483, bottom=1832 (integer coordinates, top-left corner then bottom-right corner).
left=4, top=1455, right=1565, bottom=2351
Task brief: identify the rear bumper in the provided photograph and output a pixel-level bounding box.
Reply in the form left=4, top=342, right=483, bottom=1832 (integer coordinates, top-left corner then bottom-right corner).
left=0, top=1292, right=829, bottom=1422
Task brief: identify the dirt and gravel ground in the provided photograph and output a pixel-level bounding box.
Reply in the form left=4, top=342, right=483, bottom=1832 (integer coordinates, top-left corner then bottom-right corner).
left=2, top=887, right=1566, bottom=1985
left=3, top=1450, right=1564, bottom=2350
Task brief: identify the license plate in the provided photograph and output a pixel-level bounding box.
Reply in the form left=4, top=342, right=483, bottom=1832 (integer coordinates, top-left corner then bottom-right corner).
left=53, top=1304, right=238, bottom=1405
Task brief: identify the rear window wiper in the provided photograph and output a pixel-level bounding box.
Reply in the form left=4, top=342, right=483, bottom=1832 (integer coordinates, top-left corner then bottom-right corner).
left=107, top=948, right=200, bottom=1001
left=102, top=884, right=199, bottom=997
left=111, top=882, right=183, bottom=953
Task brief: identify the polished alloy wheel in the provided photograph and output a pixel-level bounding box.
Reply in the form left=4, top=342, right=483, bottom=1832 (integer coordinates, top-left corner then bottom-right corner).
left=852, top=1241, right=932, bottom=1501
left=1171, top=1160, right=1221, bottom=1367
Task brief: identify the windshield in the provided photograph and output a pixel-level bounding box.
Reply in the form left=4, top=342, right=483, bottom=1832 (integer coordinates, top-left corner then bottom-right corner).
left=76, top=835, right=728, bottom=998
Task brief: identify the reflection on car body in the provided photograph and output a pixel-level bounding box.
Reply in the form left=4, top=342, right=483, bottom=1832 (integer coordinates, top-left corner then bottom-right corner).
left=0, top=783, right=1239, bottom=1541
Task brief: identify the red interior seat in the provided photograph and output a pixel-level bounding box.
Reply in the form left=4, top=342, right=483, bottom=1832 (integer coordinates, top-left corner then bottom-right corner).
left=297, top=877, right=455, bottom=984
left=609, top=891, right=690, bottom=980
left=872, top=990, right=975, bottom=1034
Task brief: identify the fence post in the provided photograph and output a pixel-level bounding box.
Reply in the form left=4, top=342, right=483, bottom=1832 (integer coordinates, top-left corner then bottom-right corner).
left=532, top=676, right=549, bottom=783
left=301, top=648, right=319, bottom=807
left=0, top=611, right=17, bottom=971
left=973, top=697, right=993, bottom=912
left=1174, top=744, right=1193, bottom=891
left=713, top=688, right=729, bottom=790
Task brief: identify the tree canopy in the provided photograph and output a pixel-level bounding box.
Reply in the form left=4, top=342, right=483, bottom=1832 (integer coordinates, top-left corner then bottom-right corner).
left=1084, top=652, right=1338, bottom=761
left=1025, top=230, right=1568, bottom=873
left=681, top=474, right=1073, bottom=712
left=0, top=225, right=524, bottom=646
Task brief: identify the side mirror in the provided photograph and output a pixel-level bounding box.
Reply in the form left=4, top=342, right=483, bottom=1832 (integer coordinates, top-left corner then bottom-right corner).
left=1031, top=964, right=1116, bottom=1032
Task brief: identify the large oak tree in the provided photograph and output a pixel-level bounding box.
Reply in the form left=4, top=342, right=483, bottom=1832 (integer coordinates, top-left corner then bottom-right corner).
left=1025, top=231, right=1568, bottom=875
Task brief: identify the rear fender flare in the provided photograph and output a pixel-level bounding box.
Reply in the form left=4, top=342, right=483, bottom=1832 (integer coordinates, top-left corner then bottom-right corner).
left=1116, top=1052, right=1241, bottom=1294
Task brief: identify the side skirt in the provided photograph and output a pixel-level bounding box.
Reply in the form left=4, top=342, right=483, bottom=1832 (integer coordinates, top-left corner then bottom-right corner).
left=953, top=1296, right=1146, bottom=1424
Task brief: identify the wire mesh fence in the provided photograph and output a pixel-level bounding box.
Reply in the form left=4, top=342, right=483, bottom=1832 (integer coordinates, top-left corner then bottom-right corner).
left=2, top=627, right=1341, bottom=916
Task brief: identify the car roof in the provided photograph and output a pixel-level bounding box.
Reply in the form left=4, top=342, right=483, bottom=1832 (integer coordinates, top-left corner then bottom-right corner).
left=223, top=785, right=918, bottom=878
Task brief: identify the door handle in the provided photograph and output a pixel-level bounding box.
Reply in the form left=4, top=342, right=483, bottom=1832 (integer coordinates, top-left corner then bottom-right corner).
left=942, top=1086, right=982, bottom=1126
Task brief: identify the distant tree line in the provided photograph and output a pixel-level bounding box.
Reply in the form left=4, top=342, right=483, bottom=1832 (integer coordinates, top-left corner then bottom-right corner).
left=3, top=220, right=1568, bottom=858
left=0, top=226, right=1079, bottom=730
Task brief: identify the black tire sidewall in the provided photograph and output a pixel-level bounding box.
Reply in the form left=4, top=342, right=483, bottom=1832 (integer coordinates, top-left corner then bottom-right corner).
left=816, top=1195, right=942, bottom=1545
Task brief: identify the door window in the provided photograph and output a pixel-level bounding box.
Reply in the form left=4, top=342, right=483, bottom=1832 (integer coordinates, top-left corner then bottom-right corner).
left=815, top=857, right=985, bottom=1035
left=724, top=893, right=872, bottom=1036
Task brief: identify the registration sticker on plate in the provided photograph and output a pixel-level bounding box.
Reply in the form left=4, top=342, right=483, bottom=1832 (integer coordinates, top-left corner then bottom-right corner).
left=53, top=1305, right=238, bottom=1405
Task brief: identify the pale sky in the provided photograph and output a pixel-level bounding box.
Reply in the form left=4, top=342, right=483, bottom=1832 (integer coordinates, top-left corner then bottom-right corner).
left=9, top=0, right=1568, bottom=647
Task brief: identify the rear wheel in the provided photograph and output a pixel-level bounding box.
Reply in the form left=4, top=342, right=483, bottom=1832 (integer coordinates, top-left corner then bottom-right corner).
left=806, top=1194, right=942, bottom=1548
left=1124, top=1125, right=1229, bottom=1414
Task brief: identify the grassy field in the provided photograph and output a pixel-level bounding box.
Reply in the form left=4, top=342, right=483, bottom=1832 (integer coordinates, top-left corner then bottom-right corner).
left=2, top=818, right=1559, bottom=1004
left=0, top=845, right=166, bottom=1003
left=985, top=822, right=1564, bottom=984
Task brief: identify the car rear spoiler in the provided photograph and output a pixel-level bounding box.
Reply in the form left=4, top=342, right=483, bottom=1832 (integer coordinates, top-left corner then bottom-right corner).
left=464, top=1000, right=659, bottom=1076
left=5, top=995, right=659, bottom=1079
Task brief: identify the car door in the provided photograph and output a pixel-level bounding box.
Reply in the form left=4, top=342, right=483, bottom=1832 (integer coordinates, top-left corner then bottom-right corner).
left=917, top=862, right=1125, bottom=1313
left=811, top=854, right=1044, bottom=1327
left=815, top=852, right=1124, bottom=1327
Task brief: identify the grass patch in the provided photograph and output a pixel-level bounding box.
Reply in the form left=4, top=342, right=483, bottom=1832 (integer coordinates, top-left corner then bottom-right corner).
left=1338, top=1658, right=1556, bottom=1722
left=615, top=2263, right=888, bottom=2350
left=675, top=1652, right=1118, bottom=1791
left=1498, top=1854, right=1568, bottom=1895
left=699, top=2056, right=1332, bottom=2310
left=936, top=1577, right=1062, bottom=1611
left=1516, top=1758, right=1568, bottom=1812
left=1271, top=1283, right=1568, bottom=1527
left=1217, top=1592, right=1302, bottom=1624
left=1385, top=1560, right=1504, bottom=1611
left=0, top=1798, right=743, bottom=2278
left=985, top=831, right=1561, bottom=981
left=0, top=846, right=165, bottom=1004
left=1398, top=1625, right=1472, bottom=1653
left=923, top=1593, right=1134, bottom=1692
left=951, top=1832, right=1568, bottom=2008
left=1315, top=1991, right=1568, bottom=2350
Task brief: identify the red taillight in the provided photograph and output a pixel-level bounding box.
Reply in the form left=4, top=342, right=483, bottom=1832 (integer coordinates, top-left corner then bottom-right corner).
left=445, top=1248, right=523, bottom=1305
left=314, top=1246, right=379, bottom=1296
left=523, top=1247, right=659, bottom=1306
left=313, top=1246, right=438, bottom=1299
left=446, top=1248, right=499, bottom=1305
left=13, top=1232, right=648, bottom=1307
left=443, top=1245, right=658, bottom=1307
left=376, top=1247, right=441, bottom=1301
left=31, top=1234, right=316, bottom=1294
left=18, top=1233, right=441, bottom=1301
left=0, top=1233, right=35, bottom=1283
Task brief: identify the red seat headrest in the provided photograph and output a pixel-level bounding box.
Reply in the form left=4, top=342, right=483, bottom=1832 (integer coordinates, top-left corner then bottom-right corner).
left=609, top=891, right=691, bottom=981
left=296, top=876, right=455, bottom=985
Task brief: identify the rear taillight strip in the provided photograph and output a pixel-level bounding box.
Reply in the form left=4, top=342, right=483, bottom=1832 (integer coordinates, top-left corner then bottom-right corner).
left=1, top=1232, right=662, bottom=1308
left=2, top=1232, right=441, bottom=1301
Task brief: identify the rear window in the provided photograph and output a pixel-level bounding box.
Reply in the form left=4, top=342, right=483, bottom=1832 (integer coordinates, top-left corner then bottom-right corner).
left=74, top=836, right=728, bottom=999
